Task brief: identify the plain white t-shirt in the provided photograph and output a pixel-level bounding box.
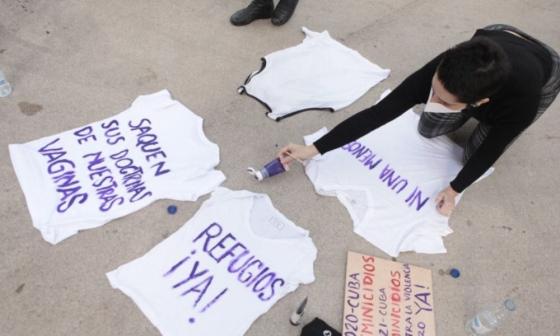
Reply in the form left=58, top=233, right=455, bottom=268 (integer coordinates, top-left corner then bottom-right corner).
left=107, top=188, right=317, bottom=336
left=9, top=90, right=225, bottom=244
left=239, top=27, right=390, bottom=121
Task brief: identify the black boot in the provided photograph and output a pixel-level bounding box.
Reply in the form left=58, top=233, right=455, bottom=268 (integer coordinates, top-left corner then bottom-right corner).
left=271, top=0, right=299, bottom=26
left=230, top=0, right=274, bottom=26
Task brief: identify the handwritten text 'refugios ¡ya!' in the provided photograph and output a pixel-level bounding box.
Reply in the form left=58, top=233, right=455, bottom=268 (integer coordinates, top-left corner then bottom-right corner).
left=163, top=222, right=286, bottom=323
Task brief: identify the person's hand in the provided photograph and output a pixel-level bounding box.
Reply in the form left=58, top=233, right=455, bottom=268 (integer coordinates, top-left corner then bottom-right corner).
left=278, top=143, right=319, bottom=168
left=435, top=185, right=459, bottom=217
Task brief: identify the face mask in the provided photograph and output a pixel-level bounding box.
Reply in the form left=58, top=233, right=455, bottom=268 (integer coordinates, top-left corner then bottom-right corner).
left=423, top=88, right=463, bottom=114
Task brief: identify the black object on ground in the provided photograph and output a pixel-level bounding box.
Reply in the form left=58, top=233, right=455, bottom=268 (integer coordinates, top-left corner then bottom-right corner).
left=300, top=318, right=341, bottom=336
left=271, top=0, right=299, bottom=26
left=230, top=0, right=274, bottom=26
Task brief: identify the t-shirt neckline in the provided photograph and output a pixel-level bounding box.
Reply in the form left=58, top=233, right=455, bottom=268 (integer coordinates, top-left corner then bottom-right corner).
left=242, top=192, right=309, bottom=245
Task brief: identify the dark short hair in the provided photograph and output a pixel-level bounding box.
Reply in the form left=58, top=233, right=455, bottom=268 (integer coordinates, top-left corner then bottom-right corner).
left=437, top=36, right=511, bottom=104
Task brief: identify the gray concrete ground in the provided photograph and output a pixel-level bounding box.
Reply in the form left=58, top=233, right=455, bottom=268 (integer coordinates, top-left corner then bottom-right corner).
left=1, top=0, right=559, bottom=335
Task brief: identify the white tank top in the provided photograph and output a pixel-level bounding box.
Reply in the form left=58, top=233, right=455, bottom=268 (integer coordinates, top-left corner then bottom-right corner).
left=304, top=90, right=492, bottom=257
left=239, top=27, right=390, bottom=121
left=107, top=188, right=317, bottom=336
left=9, top=90, right=225, bottom=244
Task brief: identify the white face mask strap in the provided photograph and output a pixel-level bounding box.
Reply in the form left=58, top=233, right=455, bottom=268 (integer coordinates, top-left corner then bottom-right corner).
left=425, top=87, right=465, bottom=113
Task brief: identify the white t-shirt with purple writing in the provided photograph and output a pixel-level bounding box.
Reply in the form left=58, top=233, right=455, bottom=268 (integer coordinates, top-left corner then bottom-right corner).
left=106, top=188, right=317, bottom=336
left=304, top=90, right=490, bottom=257
left=9, top=90, right=225, bottom=244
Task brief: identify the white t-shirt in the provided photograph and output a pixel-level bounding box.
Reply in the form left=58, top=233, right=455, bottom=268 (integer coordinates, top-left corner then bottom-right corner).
left=107, top=188, right=317, bottom=336
left=304, top=91, right=491, bottom=257
left=239, top=27, right=390, bottom=121
left=9, top=90, right=225, bottom=244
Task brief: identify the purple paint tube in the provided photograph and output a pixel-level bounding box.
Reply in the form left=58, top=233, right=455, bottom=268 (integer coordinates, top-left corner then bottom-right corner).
left=247, top=158, right=286, bottom=181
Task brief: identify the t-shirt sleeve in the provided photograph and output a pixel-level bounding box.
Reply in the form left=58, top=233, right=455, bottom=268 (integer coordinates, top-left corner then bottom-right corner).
left=313, top=54, right=443, bottom=154
left=288, top=242, right=318, bottom=285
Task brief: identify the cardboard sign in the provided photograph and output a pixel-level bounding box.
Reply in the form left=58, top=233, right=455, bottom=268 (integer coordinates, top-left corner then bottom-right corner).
left=342, top=251, right=436, bottom=336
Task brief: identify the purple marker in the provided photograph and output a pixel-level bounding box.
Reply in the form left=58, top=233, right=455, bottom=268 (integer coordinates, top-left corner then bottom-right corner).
left=247, top=158, right=286, bottom=181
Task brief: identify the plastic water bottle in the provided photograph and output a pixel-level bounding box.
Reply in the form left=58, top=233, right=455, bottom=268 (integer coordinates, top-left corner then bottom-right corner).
left=465, top=298, right=516, bottom=335
left=0, top=70, right=12, bottom=97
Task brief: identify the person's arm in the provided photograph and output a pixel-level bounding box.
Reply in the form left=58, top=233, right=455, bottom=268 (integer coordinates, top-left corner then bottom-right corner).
left=278, top=54, right=443, bottom=166
left=450, top=120, right=530, bottom=193
left=434, top=120, right=532, bottom=216
left=436, top=120, right=530, bottom=216
left=313, top=54, right=442, bottom=154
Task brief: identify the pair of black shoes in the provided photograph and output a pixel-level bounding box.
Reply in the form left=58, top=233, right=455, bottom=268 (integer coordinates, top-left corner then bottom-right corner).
left=230, top=0, right=299, bottom=26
